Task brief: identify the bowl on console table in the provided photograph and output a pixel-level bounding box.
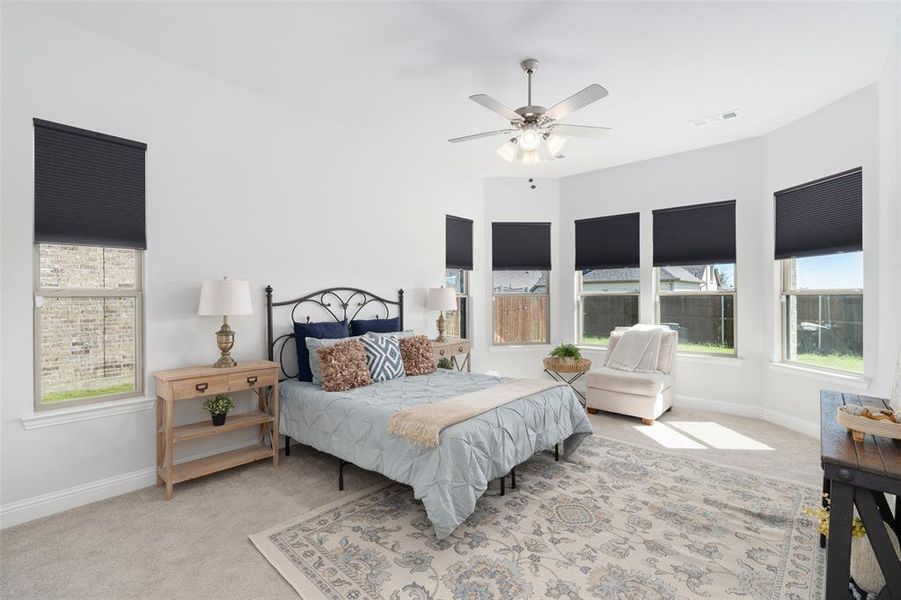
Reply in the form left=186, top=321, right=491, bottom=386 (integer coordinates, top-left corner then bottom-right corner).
left=836, top=404, right=901, bottom=442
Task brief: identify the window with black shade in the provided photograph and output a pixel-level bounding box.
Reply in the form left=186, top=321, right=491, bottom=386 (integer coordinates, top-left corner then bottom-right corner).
left=575, top=213, right=640, bottom=346
left=653, top=201, right=737, bottom=355
left=33, top=120, right=147, bottom=408
left=492, top=222, right=551, bottom=344
left=445, top=215, right=473, bottom=339
left=776, top=169, right=863, bottom=373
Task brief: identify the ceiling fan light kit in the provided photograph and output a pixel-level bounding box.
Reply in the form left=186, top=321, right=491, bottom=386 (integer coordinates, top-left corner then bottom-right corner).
left=449, top=58, right=612, bottom=166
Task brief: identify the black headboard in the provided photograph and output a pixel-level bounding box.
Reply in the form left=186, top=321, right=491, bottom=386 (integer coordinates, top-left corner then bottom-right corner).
left=265, top=286, right=404, bottom=380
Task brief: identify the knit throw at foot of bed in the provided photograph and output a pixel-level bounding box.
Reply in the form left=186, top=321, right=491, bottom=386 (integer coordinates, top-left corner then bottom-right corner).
left=386, top=378, right=565, bottom=447
left=250, top=435, right=824, bottom=600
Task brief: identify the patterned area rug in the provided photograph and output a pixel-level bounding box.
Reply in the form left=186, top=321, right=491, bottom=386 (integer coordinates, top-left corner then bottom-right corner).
left=251, top=436, right=825, bottom=599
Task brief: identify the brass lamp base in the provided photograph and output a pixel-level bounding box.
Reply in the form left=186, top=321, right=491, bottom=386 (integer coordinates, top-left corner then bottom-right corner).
left=435, top=312, right=448, bottom=343
left=213, top=316, right=237, bottom=368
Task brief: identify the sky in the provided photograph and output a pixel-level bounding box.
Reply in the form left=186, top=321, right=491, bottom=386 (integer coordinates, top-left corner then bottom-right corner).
left=795, top=251, right=863, bottom=290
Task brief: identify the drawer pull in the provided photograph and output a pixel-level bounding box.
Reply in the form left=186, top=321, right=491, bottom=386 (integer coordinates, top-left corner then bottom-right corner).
left=195, top=383, right=209, bottom=392
left=246, top=376, right=258, bottom=386
left=457, top=346, right=464, bottom=353
left=439, top=350, right=446, bottom=356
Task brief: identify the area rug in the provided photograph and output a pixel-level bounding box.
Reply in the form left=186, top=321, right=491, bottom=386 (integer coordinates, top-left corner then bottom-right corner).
left=250, top=436, right=825, bottom=599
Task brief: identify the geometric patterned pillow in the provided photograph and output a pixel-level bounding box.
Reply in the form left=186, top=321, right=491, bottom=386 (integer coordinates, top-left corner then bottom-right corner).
left=399, top=335, right=436, bottom=376
left=360, top=334, right=406, bottom=382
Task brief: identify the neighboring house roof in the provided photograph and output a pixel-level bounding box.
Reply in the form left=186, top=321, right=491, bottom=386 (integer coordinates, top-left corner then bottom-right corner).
left=582, top=266, right=703, bottom=284
left=493, top=270, right=548, bottom=292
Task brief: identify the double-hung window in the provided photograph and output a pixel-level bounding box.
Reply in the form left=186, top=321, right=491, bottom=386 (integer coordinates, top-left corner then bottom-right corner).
left=445, top=215, right=473, bottom=339
left=575, top=213, right=641, bottom=346
left=492, top=222, right=551, bottom=345
left=653, top=200, right=737, bottom=355
left=32, top=119, right=147, bottom=408
left=776, top=169, right=863, bottom=373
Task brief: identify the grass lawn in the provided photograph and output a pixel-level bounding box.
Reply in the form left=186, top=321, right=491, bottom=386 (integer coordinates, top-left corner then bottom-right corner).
left=581, top=336, right=734, bottom=355
left=795, top=353, right=864, bottom=374
left=42, top=383, right=135, bottom=403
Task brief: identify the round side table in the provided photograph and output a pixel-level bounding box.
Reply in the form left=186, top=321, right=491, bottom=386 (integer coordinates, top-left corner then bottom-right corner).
left=543, top=357, right=592, bottom=407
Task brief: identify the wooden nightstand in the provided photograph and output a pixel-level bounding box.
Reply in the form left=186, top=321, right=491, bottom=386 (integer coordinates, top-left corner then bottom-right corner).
left=432, top=338, right=471, bottom=372
left=154, top=360, right=279, bottom=499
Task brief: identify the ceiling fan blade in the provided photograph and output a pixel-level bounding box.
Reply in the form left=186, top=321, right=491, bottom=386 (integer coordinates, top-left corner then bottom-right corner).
left=543, top=84, right=609, bottom=121
left=469, top=94, right=522, bottom=121
left=448, top=129, right=515, bottom=143
left=550, top=124, right=612, bottom=138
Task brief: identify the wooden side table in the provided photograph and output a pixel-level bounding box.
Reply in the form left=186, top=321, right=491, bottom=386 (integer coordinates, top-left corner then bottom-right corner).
left=820, top=390, right=901, bottom=599
left=154, top=360, right=279, bottom=499
left=432, top=338, right=471, bottom=372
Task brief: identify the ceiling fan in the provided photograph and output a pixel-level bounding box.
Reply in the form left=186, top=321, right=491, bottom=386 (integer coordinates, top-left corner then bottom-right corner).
left=448, top=58, right=612, bottom=165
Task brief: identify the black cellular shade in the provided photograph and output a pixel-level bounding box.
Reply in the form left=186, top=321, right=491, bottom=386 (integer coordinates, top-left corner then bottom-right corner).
left=774, top=168, right=862, bottom=260
left=653, top=200, right=736, bottom=267
left=446, top=215, right=473, bottom=270
left=34, top=119, right=147, bottom=249
left=575, top=212, right=640, bottom=270
left=492, top=222, right=551, bottom=270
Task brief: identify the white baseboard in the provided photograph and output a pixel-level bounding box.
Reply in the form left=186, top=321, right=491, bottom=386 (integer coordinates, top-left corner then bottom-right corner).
left=675, top=394, right=819, bottom=438
left=762, top=408, right=820, bottom=438
left=0, top=439, right=267, bottom=529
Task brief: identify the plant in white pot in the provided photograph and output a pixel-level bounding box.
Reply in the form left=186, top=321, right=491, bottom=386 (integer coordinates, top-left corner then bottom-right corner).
left=804, top=494, right=901, bottom=594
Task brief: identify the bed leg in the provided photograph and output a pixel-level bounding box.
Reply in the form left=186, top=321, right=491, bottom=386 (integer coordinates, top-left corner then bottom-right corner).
left=554, top=444, right=559, bottom=462
left=511, top=467, right=516, bottom=489
left=500, top=476, right=505, bottom=496
left=338, top=460, right=345, bottom=491
left=284, top=435, right=290, bottom=456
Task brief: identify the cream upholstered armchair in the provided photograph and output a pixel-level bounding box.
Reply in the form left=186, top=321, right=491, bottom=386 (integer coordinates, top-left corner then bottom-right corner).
left=586, top=327, right=677, bottom=425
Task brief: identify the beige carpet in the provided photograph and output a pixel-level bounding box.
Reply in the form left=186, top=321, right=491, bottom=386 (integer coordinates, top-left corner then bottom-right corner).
left=0, top=407, right=822, bottom=600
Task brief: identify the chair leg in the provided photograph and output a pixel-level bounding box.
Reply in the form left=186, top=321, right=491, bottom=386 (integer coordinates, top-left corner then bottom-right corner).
left=586, top=407, right=600, bottom=414
left=641, top=418, right=654, bottom=426
left=284, top=435, right=291, bottom=456
left=511, top=466, right=516, bottom=489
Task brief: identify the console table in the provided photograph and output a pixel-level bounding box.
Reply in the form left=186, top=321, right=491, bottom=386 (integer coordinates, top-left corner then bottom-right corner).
left=820, top=390, right=901, bottom=599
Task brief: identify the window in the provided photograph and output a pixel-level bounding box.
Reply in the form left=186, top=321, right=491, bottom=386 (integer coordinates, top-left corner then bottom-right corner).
left=492, top=222, right=552, bottom=345
left=775, top=168, right=863, bottom=374
left=444, top=268, right=469, bottom=339
left=656, top=263, right=736, bottom=354
left=32, top=119, right=147, bottom=408
left=493, top=270, right=549, bottom=344
left=653, top=200, right=737, bottom=355
left=781, top=253, right=863, bottom=373
left=35, top=244, right=143, bottom=406
left=575, top=213, right=640, bottom=345
left=578, top=269, right=639, bottom=345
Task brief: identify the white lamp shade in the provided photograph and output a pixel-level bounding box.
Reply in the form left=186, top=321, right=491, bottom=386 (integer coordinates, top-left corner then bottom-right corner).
left=427, top=287, right=457, bottom=312
left=198, top=279, right=253, bottom=316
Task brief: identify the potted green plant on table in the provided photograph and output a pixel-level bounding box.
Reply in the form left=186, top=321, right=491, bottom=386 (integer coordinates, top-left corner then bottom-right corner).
left=437, top=357, right=454, bottom=370
left=544, top=343, right=591, bottom=373
left=202, top=394, right=234, bottom=426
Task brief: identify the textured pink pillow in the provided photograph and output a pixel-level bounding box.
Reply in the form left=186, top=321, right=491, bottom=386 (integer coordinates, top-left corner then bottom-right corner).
left=399, top=335, right=436, bottom=375
left=317, top=339, right=372, bottom=392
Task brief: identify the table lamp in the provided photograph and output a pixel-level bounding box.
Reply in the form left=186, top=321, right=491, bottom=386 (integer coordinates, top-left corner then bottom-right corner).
left=427, top=287, right=457, bottom=342
left=198, top=277, right=253, bottom=368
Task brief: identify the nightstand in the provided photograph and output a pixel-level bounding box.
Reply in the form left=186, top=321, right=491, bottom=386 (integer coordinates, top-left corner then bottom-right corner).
left=154, top=360, right=279, bottom=499
left=432, top=338, right=471, bottom=372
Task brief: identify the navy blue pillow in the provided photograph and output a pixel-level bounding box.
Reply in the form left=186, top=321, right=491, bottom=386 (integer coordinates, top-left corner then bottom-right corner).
left=349, top=316, right=402, bottom=336
left=294, top=321, right=348, bottom=382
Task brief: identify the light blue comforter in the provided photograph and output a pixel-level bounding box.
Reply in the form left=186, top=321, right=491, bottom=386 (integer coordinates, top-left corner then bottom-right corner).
left=279, top=369, right=593, bottom=538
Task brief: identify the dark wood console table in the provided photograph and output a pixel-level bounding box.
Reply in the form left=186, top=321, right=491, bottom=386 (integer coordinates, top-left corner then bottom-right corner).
left=820, top=390, right=900, bottom=599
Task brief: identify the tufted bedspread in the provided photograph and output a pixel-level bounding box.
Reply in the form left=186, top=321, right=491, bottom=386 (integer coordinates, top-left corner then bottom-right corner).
left=279, top=369, right=593, bottom=538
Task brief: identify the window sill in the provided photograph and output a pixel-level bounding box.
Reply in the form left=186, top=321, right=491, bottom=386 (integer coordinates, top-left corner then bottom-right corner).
left=676, top=353, right=744, bottom=366
left=21, top=395, right=155, bottom=430
left=768, top=362, right=870, bottom=389
left=490, top=344, right=554, bottom=352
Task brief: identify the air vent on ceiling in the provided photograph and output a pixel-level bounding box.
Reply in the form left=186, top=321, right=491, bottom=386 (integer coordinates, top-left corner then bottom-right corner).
left=690, top=110, right=739, bottom=127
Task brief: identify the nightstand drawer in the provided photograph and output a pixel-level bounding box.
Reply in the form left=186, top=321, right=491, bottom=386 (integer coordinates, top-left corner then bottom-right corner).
left=227, top=369, right=277, bottom=392
left=172, top=375, right=229, bottom=400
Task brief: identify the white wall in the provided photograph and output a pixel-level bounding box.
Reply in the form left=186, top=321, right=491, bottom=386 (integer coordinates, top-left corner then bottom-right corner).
left=0, top=6, right=482, bottom=524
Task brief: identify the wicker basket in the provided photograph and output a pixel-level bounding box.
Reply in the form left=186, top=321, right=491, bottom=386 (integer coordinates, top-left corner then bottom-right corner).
left=543, top=356, right=592, bottom=373
left=836, top=405, right=901, bottom=442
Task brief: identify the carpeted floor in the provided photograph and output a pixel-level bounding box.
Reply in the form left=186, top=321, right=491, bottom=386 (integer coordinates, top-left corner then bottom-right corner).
left=0, top=407, right=822, bottom=600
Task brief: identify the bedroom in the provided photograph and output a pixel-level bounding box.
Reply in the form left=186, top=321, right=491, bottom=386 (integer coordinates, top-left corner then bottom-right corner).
left=1, top=1, right=900, bottom=599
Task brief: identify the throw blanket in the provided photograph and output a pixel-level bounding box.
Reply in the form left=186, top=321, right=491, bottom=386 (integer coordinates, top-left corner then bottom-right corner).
left=607, top=324, right=666, bottom=372
left=388, top=378, right=566, bottom=447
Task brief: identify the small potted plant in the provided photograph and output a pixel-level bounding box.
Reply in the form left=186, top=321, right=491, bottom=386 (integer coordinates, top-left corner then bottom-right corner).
left=203, top=394, right=234, bottom=426
left=544, top=344, right=591, bottom=373
left=437, top=357, right=454, bottom=370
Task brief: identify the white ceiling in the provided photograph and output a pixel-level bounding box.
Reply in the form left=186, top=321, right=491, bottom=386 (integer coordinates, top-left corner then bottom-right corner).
left=29, top=1, right=901, bottom=178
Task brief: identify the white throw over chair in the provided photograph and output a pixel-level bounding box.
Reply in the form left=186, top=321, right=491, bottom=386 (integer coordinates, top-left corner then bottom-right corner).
left=586, top=327, right=678, bottom=425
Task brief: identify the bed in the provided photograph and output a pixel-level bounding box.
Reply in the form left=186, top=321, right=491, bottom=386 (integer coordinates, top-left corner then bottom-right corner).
left=265, top=285, right=593, bottom=539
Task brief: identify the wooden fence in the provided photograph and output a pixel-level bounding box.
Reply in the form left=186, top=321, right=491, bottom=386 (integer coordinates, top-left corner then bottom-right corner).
left=493, top=294, right=548, bottom=344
